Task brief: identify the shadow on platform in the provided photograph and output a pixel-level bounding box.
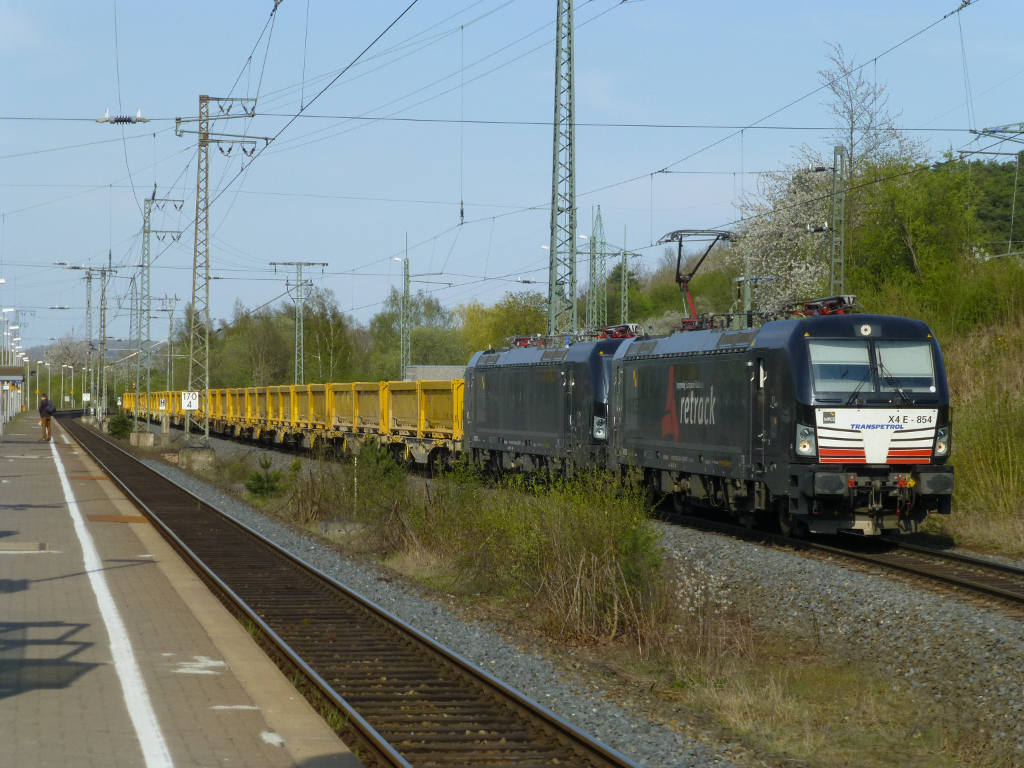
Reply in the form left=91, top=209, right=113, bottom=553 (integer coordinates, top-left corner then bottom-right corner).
left=0, top=559, right=154, bottom=596
left=0, top=621, right=99, bottom=700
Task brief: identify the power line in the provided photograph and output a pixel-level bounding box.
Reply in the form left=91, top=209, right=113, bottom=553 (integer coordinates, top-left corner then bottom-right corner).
left=312, top=0, right=987, bottom=296
left=0, top=130, right=170, bottom=162
left=268, top=0, right=619, bottom=155
left=247, top=113, right=980, bottom=133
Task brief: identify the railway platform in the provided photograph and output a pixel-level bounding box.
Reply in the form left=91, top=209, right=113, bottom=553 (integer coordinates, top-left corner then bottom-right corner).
left=0, top=413, right=359, bottom=768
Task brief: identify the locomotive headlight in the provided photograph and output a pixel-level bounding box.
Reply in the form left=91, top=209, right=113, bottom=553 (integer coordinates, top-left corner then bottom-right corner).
left=593, top=416, right=608, bottom=441
left=934, top=426, right=950, bottom=457
left=795, top=424, right=817, bottom=457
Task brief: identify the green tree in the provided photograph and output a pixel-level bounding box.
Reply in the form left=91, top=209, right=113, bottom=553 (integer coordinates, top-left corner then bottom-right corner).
left=304, top=288, right=357, bottom=383
left=457, top=290, right=546, bottom=352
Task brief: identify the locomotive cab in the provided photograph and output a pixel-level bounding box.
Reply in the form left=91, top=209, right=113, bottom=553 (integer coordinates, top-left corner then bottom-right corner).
left=784, top=314, right=953, bottom=535
left=607, top=312, right=954, bottom=537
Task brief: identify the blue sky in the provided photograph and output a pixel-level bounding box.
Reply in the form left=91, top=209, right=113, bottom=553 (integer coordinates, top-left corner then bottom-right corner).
left=0, top=0, right=1018, bottom=349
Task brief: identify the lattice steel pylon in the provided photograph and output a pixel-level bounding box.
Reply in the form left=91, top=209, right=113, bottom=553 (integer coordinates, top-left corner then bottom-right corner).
left=141, top=195, right=183, bottom=419
left=98, top=257, right=111, bottom=419
left=186, top=94, right=211, bottom=442
left=829, top=145, right=848, bottom=296
left=140, top=192, right=182, bottom=421
left=83, top=270, right=93, bottom=404
left=400, top=255, right=410, bottom=380
left=270, top=261, right=328, bottom=385
left=585, top=205, right=607, bottom=327
left=130, top=274, right=139, bottom=424
left=176, top=95, right=264, bottom=442
left=547, top=0, right=577, bottom=335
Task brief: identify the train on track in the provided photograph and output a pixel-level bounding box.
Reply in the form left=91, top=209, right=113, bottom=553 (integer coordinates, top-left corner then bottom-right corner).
left=122, top=299, right=953, bottom=536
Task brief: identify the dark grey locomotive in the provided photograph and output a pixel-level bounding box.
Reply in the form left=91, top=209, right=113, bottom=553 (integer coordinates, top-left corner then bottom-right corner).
left=608, top=313, right=953, bottom=535
left=463, top=339, right=626, bottom=474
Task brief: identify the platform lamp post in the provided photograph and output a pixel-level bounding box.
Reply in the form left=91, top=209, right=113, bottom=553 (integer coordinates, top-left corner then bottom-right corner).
left=22, top=354, right=29, bottom=412
left=12, top=342, right=24, bottom=411
left=80, top=366, right=87, bottom=411
left=37, top=361, right=51, bottom=403
left=65, top=364, right=75, bottom=408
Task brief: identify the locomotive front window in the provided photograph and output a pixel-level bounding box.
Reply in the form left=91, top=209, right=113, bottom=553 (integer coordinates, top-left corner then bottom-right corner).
left=808, top=340, right=871, bottom=392
left=875, top=341, right=936, bottom=393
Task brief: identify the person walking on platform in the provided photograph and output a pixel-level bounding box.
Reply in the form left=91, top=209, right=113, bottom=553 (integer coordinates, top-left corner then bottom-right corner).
left=38, top=393, right=56, bottom=441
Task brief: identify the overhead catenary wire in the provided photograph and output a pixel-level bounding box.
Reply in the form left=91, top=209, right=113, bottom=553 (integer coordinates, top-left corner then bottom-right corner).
left=143, top=2, right=424, bottom=279
left=4, top=0, right=1003, bottom=343
left=330, top=0, right=988, bottom=287
left=266, top=0, right=619, bottom=155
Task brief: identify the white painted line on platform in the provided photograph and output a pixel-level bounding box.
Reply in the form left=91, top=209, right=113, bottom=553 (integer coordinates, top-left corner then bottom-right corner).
left=61, top=434, right=71, bottom=445
left=261, top=732, right=285, bottom=747
left=211, top=705, right=260, bottom=711
left=0, top=550, right=59, bottom=555
left=173, top=656, right=226, bottom=675
left=50, top=440, right=174, bottom=768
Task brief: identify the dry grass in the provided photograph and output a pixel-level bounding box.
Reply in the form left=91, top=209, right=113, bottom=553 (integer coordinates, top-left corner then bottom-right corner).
left=693, top=663, right=964, bottom=768
left=629, top=563, right=993, bottom=768
left=425, top=470, right=671, bottom=647
left=928, top=324, right=1024, bottom=555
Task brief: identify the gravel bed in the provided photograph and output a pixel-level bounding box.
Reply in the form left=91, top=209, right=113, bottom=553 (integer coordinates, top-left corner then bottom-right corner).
left=137, top=453, right=744, bottom=768
left=657, top=524, right=1024, bottom=757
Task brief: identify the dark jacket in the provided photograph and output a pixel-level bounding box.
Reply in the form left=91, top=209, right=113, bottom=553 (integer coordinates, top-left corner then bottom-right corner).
left=39, top=398, right=55, bottom=418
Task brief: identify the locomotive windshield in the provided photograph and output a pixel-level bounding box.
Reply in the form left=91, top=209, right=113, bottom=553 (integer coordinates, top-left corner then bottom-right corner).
left=807, top=339, right=936, bottom=394
left=807, top=340, right=871, bottom=392
left=875, top=341, right=937, bottom=393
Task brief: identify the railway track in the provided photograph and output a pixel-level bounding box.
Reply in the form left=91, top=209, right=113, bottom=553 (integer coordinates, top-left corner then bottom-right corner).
left=60, top=416, right=641, bottom=768
left=668, top=510, right=1024, bottom=609
left=830, top=536, right=1024, bottom=606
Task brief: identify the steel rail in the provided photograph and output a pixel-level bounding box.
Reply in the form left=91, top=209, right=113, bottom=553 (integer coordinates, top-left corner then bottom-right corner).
left=59, top=415, right=641, bottom=768
left=669, top=510, right=1024, bottom=607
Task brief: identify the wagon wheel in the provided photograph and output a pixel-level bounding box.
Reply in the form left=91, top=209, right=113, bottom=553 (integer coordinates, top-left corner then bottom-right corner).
left=671, top=491, right=686, bottom=515
left=778, top=503, right=808, bottom=538
left=778, top=503, right=794, bottom=537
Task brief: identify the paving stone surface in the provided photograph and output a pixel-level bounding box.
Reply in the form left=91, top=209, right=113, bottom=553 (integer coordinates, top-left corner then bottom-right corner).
left=0, top=413, right=357, bottom=767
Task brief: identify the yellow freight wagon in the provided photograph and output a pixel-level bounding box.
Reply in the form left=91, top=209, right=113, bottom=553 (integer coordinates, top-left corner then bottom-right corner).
left=121, top=375, right=466, bottom=469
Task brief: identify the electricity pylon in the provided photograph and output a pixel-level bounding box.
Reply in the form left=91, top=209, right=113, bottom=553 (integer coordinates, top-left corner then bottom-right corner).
left=619, top=228, right=640, bottom=324
left=69, top=264, right=114, bottom=415
left=547, top=0, right=577, bottom=335
left=141, top=192, right=183, bottom=424
left=83, top=270, right=94, bottom=403
left=270, top=261, right=328, bottom=385
left=97, top=256, right=115, bottom=419
left=829, top=145, right=848, bottom=296
left=400, top=254, right=410, bottom=380
left=586, top=205, right=607, bottom=328
left=176, top=95, right=268, bottom=442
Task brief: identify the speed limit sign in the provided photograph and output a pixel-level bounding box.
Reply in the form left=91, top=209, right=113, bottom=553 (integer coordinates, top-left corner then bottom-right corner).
left=181, top=391, right=200, bottom=411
